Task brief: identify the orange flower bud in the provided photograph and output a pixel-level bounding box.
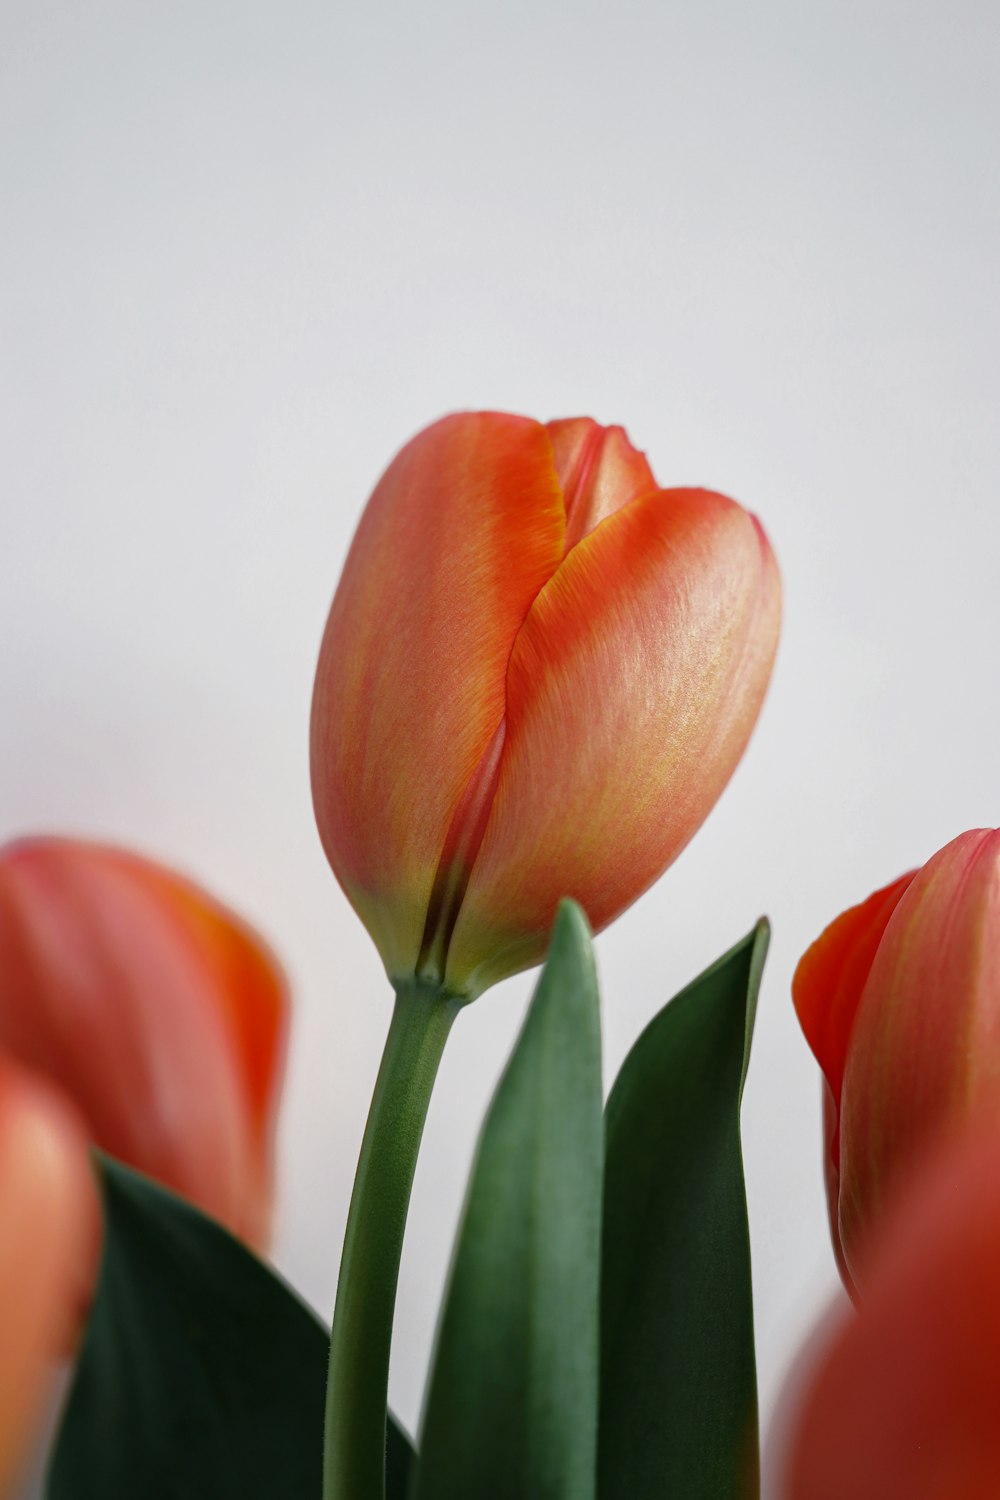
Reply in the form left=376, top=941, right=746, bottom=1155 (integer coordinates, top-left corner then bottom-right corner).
left=0, top=837, right=288, bottom=1257
left=311, top=412, right=781, bottom=997
left=0, top=1056, right=93, bottom=1498
left=783, top=1125, right=1000, bottom=1500
left=793, top=828, right=1000, bottom=1295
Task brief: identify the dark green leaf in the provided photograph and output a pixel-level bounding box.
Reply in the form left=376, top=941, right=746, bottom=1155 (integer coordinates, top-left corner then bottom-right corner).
left=47, top=1156, right=414, bottom=1500
left=413, top=900, right=603, bottom=1500
left=598, top=921, right=768, bottom=1500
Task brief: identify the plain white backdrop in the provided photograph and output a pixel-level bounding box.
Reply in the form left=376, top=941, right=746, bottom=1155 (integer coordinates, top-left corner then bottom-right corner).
left=3, top=2, right=999, bottom=1493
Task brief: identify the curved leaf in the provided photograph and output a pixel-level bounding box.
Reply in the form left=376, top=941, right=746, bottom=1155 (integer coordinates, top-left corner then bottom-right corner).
left=598, top=921, right=768, bottom=1500
left=413, top=900, right=603, bottom=1500
left=47, top=1156, right=414, bottom=1500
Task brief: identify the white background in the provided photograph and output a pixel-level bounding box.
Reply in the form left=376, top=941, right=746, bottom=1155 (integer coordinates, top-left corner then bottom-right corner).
left=3, top=2, right=999, bottom=1493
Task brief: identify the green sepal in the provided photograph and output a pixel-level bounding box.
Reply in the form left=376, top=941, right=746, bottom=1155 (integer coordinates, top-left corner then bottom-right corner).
left=47, top=1155, right=414, bottom=1500
left=413, top=900, right=603, bottom=1500
left=598, top=921, right=769, bottom=1500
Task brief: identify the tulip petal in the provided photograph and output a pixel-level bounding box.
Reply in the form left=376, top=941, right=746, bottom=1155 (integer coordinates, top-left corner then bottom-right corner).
left=791, top=869, right=916, bottom=1289
left=446, top=488, right=780, bottom=996
left=838, top=829, right=1000, bottom=1278
left=785, top=1126, right=1000, bottom=1500
left=311, top=412, right=565, bottom=981
left=793, top=872, right=917, bottom=1110
left=118, top=855, right=287, bottom=1162
left=546, top=418, right=657, bottom=551
left=0, top=1058, right=93, bottom=1497
left=0, top=839, right=285, bottom=1250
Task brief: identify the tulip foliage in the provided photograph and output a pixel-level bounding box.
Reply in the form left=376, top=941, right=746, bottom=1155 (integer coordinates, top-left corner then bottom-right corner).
left=45, top=905, right=766, bottom=1500
left=6, top=407, right=994, bottom=1498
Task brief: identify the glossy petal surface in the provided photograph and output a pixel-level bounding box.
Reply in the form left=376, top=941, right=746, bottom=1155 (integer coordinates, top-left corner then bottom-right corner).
left=546, top=418, right=657, bottom=550
left=793, top=872, right=917, bottom=1110
left=785, top=1127, right=1000, bottom=1500
left=447, top=487, right=780, bottom=995
left=792, top=871, right=915, bottom=1290
left=311, top=412, right=565, bottom=980
left=0, top=839, right=287, bottom=1250
left=0, top=1058, right=93, bottom=1497
left=838, top=829, right=1000, bottom=1281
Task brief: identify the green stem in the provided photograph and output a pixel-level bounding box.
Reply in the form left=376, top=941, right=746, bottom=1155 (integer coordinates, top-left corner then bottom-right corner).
left=324, top=980, right=459, bottom=1500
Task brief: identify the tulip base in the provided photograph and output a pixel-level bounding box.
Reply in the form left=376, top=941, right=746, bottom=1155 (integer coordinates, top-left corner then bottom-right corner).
left=324, top=979, right=460, bottom=1500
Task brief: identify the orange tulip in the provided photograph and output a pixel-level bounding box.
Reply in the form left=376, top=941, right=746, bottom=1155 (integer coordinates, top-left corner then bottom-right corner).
left=0, top=836, right=288, bottom=1258
left=793, top=828, right=1000, bottom=1295
left=311, top=412, right=781, bottom=998
left=783, top=1124, right=1000, bottom=1500
left=0, top=1055, right=94, bottom=1498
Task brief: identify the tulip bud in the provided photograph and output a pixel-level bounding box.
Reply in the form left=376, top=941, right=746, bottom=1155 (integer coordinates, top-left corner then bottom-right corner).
left=783, top=1125, right=1000, bottom=1500
left=0, top=837, right=288, bottom=1255
left=0, top=1056, right=93, bottom=1498
left=311, top=411, right=781, bottom=998
left=793, top=828, right=1000, bottom=1295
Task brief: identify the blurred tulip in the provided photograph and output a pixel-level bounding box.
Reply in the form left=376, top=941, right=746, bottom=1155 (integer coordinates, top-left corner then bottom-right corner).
left=0, top=837, right=288, bottom=1256
left=793, top=828, right=1000, bottom=1294
left=0, top=1055, right=94, bottom=1498
left=311, top=411, right=780, bottom=998
left=783, top=1124, right=1000, bottom=1500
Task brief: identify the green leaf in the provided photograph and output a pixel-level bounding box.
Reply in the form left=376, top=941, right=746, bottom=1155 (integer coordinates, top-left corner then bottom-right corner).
left=47, top=1156, right=415, bottom=1500
left=413, top=900, right=603, bottom=1500
left=598, top=921, right=769, bottom=1500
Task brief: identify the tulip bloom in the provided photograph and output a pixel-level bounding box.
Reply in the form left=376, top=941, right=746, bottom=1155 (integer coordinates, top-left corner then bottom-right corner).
left=0, top=837, right=288, bottom=1256
left=311, top=412, right=780, bottom=998
left=783, top=1125, right=1000, bottom=1500
left=793, top=828, right=1000, bottom=1295
left=0, top=1056, right=93, bottom=1498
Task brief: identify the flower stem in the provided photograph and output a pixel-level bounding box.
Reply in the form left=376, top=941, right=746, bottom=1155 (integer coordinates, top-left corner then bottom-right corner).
left=323, top=980, right=459, bottom=1500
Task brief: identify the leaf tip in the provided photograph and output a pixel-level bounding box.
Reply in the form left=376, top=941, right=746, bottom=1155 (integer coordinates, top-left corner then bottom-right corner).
left=554, top=896, right=592, bottom=944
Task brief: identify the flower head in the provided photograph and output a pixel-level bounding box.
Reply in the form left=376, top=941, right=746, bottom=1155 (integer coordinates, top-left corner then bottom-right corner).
left=312, top=412, right=780, bottom=997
